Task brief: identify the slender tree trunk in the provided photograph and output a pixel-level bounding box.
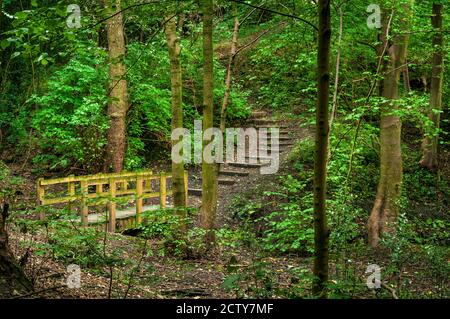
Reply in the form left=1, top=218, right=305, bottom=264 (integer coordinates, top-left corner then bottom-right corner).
left=103, top=0, right=129, bottom=173
left=368, top=2, right=413, bottom=247
left=220, top=3, right=240, bottom=132
left=403, top=59, right=411, bottom=93
left=0, top=204, right=33, bottom=297
left=420, top=3, right=444, bottom=171
left=329, top=6, right=343, bottom=129
left=165, top=15, right=187, bottom=231
left=201, top=0, right=218, bottom=247
left=328, top=5, right=343, bottom=162
left=313, top=0, right=331, bottom=298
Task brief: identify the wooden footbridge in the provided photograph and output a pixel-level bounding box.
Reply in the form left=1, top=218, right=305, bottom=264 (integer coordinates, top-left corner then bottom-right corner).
left=36, top=111, right=298, bottom=232
left=36, top=170, right=188, bottom=232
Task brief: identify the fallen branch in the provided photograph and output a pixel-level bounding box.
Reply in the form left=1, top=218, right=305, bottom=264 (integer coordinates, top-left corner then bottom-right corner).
left=10, top=285, right=66, bottom=299
left=381, top=282, right=399, bottom=299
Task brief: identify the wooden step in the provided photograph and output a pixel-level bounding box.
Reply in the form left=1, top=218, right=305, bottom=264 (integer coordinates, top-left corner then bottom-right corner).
left=261, top=128, right=292, bottom=132
left=243, top=148, right=286, bottom=154
left=278, top=130, right=294, bottom=135
left=260, top=139, right=294, bottom=144
left=219, top=169, right=250, bottom=177
left=257, top=150, right=287, bottom=155
left=260, top=134, right=292, bottom=140
left=188, top=188, right=202, bottom=196
left=245, top=155, right=273, bottom=161
left=261, top=136, right=293, bottom=141
left=250, top=111, right=268, bottom=119
left=252, top=119, right=280, bottom=125
left=256, top=151, right=284, bottom=156
left=200, top=178, right=236, bottom=185
left=217, top=178, right=236, bottom=185
left=266, top=142, right=295, bottom=147
left=255, top=124, right=289, bottom=129
left=257, top=151, right=278, bottom=156
left=228, top=162, right=270, bottom=168
left=258, top=145, right=290, bottom=151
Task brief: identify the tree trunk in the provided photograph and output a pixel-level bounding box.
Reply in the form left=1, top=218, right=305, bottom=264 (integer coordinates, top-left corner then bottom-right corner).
left=312, top=0, right=331, bottom=298
left=103, top=0, right=129, bottom=173
left=420, top=3, right=444, bottom=171
left=328, top=5, right=343, bottom=162
left=329, top=6, right=343, bottom=130
left=368, top=2, right=413, bottom=247
left=403, top=60, right=411, bottom=93
left=0, top=204, right=33, bottom=297
left=164, top=15, right=187, bottom=231
left=220, top=3, right=240, bottom=133
left=201, top=0, right=218, bottom=247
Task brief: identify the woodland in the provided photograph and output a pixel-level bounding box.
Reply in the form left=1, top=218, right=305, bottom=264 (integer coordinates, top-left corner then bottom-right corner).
left=0, top=0, right=448, bottom=299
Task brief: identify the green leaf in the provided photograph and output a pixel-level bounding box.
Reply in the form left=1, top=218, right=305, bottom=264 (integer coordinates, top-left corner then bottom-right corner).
left=15, top=11, right=29, bottom=20
left=0, top=40, right=10, bottom=49
left=221, top=274, right=241, bottom=290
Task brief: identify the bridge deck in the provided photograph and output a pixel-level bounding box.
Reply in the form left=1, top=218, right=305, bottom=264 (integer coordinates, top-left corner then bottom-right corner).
left=75, top=205, right=166, bottom=224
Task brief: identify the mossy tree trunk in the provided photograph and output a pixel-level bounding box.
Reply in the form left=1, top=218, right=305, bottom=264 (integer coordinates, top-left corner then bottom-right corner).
left=368, top=2, right=413, bottom=247
left=103, top=0, right=129, bottom=173
left=420, top=3, right=444, bottom=171
left=312, top=0, right=331, bottom=299
left=201, top=0, right=218, bottom=247
left=164, top=14, right=187, bottom=232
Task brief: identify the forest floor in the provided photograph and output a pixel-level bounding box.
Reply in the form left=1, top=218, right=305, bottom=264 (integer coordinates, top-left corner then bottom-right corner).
left=5, top=111, right=318, bottom=299
left=4, top=110, right=449, bottom=299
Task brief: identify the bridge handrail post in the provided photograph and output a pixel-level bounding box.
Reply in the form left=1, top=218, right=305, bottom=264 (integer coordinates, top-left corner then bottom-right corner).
left=160, top=173, right=167, bottom=209
left=80, top=180, right=88, bottom=227
left=136, top=175, right=143, bottom=225
left=108, top=178, right=116, bottom=232
left=37, top=178, right=45, bottom=220
left=184, top=170, right=189, bottom=206
left=67, top=174, right=75, bottom=215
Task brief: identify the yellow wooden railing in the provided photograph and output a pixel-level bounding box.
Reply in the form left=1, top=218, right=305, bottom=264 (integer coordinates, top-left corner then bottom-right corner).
left=37, top=170, right=188, bottom=232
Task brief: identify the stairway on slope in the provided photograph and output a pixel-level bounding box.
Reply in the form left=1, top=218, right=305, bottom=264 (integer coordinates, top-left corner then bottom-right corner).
left=188, top=111, right=298, bottom=198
